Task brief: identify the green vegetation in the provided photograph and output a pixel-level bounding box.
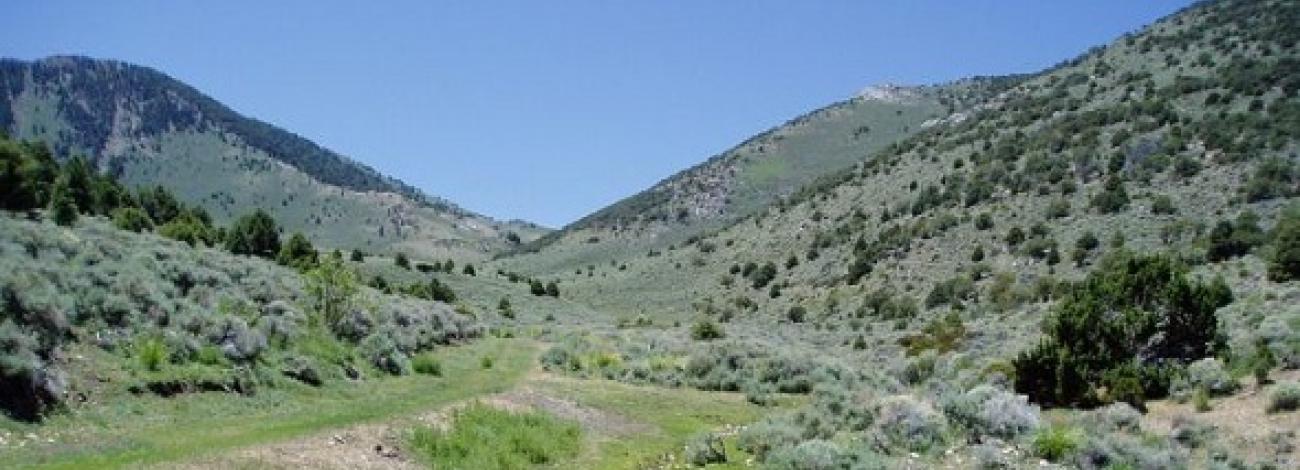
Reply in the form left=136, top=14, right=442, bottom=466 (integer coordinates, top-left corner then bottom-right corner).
left=1014, top=253, right=1231, bottom=408
left=409, top=403, right=581, bottom=469
left=1032, top=425, right=1080, bottom=462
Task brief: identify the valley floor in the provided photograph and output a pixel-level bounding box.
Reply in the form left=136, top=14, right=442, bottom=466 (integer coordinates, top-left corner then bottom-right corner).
left=0, top=339, right=776, bottom=470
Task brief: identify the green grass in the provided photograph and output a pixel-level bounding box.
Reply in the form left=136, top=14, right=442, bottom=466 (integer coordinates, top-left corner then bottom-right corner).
left=412, top=353, right=443, bottom=376
left=0, top=339, right=538, bottom=470
left=1032, top=425, right=1081, bottom=462
left=534, top=375, right=799, bottom=469
left=408, top=403, right=582, bottom=469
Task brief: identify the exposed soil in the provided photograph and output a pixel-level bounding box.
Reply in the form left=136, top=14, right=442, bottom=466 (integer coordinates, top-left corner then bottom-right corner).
left=165, top=374, right=648, bottom=469
left=1142, top=369, right=1300, bottom=468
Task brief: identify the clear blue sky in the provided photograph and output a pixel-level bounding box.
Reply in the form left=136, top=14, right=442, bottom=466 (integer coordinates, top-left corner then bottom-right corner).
left=3, top=1, right=1191, bottom=227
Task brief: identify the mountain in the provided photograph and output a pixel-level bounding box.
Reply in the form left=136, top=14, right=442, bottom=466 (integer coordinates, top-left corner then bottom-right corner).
left=0, top=56, right=547, bottom=259
left=494, top=0, right=1300, bottom=348
left=506, top=77, right=1020, bottom=281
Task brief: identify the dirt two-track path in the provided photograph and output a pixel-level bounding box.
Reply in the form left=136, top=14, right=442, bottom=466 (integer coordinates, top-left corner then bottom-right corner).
left=166, top=364, right=647, bottom=470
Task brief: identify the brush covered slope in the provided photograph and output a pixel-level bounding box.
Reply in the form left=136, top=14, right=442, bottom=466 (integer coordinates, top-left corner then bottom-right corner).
left=508, top=78, right=1019, bottom=273
left=494, top=0, right=1300, bottom=467
left=0, top=56, right=546, bottom=260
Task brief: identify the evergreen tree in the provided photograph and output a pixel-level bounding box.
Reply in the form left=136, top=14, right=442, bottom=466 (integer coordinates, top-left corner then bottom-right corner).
left=111, top=207, right=154, bottom=233
left=50, top=184, right=78, bottom=226
left=277, top=233, right=319, bottom=270
left=225, top=209, right=281, bottom=257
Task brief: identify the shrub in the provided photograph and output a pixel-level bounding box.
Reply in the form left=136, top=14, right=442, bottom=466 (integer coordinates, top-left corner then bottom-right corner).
left=1045, top=198, right=1071, bottom=219
left=1269, top=203, right=1300, bottom=281
left=1032, top=425, right=1080, bottom=462
left=1005, top=227, right=1026, bottom=247
left=50, top=187, right=78, bottom=226
left=394, top=253, right=410, bottom=269
left=111, top=207, right=154, bottom=233
left=737, top=419, right=803, bottom=460
left=1013, top=252, right=1231, bottom=407
left=1268, top=382, right=1300, bottom=413
left=480, top=355, right=494, bottom=369
left=1206, top=211, right=1264, bottom=262
left=276, top=233, right=318, bottom=270
left=786, top=306, right=807, bottom=323
left=899, top=313, right=965, bottom=356
left=691, top=319, right=725, bottom=341
left=137, top=336, right=168, bottom=372
left=975, top=212, right=994, bottom=230
left=764, top=439, right=844, bottom=470
left=942, top=385, right=1041, bottom=440
left=412, top=353, right=443, bottom=376
left=158, top=211, right=217, bottom=246
left=751, top=262, right=778, bottom=289
left=224, top=209, right=280, bottom=257
left=304, top=256, right=360, bottom=329
left=1243, top=156, right=1296, bottom=202
left=873, top=395, right=948, bottom=453
left=408, top=404, right=581, bottom=468
left=1169, top=358, right=1238, bottom=399
left=1150, top=195, right=1177, bottom=215
left=925, top=275, right=975, bottom=309
left=685, top=432, right=727, bottom=466
left=1091, top=176, right=1129, bottom=214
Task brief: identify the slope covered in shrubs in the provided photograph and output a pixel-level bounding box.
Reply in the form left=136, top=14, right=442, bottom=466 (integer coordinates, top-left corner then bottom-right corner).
left=0, top=136, right=484, bottom=422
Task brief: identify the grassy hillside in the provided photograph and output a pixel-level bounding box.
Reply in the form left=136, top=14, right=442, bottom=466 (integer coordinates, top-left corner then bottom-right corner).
left=488, top=0, right=1300, bottom=467
left=0, top=56, right=546, bottom=260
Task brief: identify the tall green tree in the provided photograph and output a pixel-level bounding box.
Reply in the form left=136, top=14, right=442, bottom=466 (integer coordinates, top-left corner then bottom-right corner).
left=226, top=209, right=281, bottom=258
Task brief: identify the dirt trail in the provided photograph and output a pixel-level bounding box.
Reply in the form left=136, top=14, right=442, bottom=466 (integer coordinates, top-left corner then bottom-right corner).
left=165, top=370, right=647, bottom=469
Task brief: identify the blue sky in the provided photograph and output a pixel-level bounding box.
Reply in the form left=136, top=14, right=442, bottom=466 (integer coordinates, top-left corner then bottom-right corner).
left=3, top=1, right=1191, bottom=227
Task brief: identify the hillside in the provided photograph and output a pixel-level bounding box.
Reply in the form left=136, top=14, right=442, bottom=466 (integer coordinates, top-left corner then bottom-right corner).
left=0, top=56, right=546, bottom=260
left=485, top=0, right=1300, bottom=466
left=510, top=78, right=1019, bottom=270
left=5, top=1, right=1300, bottom=468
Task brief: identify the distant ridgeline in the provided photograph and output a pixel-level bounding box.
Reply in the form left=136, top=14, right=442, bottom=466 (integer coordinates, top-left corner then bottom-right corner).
left=0, top=56, right=433, bottom=205
left=0, top=56, right=547, bottom=259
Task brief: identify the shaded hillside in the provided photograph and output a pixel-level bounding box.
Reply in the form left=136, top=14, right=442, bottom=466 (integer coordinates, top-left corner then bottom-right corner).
left=0, top=56, right=546, bottom=259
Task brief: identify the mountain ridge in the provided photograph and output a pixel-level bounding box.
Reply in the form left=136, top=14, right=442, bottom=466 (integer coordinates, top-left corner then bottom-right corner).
left=0, top=55, right=548, bottom=258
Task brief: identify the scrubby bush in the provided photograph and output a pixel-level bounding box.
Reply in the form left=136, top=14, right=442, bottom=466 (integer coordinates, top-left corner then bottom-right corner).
left=137, top=336, right=168, bottom=371
left=276, top=232, right=319, bottom=270
left=111, top=207, right=154, bottom=233
left=224, top=210, right=278, bottom=256
left=1169, top=358, right=1238, bottom=400
left=1268, top=382, right=1300, bottom=413
left=1091, top=176, right=1129, bottom=214
left=685, top=432, right=727, bottom=466
left=872, top=395, right=948, bottom=453
left=738, top=418, right=804, bottom=461
left=1014, top=252, right=1231, bottom=407
left=412, top=353, right=442, bottom=376
left=1270, top=203, right=1300, bottom=281
left=763, top=439, right=845, bottom=470
left=691, top=319, right=725, bottom=341
left=1032, top=425, right=1080, bottom=462
left=942, top=385, right=1041, bottom=440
